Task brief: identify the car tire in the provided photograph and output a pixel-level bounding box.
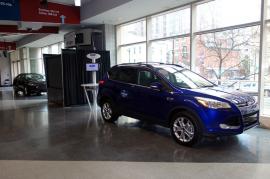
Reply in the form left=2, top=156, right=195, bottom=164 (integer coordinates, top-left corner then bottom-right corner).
left=170, top=111, right=202, bottom=147
left=14, top=89, right=19, bottom=96
left=101, top=100, right=119, bottom=122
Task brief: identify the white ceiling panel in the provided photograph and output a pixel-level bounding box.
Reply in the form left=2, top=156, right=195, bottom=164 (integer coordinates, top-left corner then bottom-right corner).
left=81, top=0, right=195, bottom=25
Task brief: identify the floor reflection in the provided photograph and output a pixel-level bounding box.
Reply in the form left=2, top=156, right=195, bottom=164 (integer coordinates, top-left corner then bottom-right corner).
left=0, top=89, right=270, bottom=163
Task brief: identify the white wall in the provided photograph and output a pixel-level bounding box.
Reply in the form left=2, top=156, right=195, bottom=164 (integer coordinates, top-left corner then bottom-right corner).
left=0, top=51, right=11, bottom=86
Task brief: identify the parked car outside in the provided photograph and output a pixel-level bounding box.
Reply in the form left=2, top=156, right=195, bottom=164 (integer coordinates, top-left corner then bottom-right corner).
left=97, top=63, right=259, bottom=146
left=13, top=73, right=47, bottom=96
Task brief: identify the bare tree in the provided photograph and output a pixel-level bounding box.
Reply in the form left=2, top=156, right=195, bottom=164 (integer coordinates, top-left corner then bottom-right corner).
left=198, top=27, right=259, bottom=84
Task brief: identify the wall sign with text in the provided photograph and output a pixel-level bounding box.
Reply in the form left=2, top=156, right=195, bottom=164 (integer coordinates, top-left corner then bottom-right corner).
left=0, top=0, right=20, bottom=21
left=19, top=0, right=80, bottom=24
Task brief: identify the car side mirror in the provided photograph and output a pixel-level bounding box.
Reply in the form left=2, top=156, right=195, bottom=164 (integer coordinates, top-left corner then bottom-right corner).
left=150, top=82, right=163, bottom=91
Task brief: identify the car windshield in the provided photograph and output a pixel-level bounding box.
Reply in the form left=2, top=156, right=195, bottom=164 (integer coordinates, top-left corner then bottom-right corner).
left=156, top=66, right=215, bottom=89
left=25, top=74, right=45, bottom=81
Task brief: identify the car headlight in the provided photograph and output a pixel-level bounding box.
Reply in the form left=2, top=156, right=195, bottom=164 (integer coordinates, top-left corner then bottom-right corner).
left=195, top=97, right=231, bottom=109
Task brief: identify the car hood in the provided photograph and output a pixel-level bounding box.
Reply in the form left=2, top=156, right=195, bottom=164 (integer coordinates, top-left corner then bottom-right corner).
left=188, top=86, right=255, bottom=105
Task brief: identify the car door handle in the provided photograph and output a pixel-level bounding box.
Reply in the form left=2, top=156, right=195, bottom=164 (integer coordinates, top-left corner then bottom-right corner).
left=166, top=97, right=174, bottom=102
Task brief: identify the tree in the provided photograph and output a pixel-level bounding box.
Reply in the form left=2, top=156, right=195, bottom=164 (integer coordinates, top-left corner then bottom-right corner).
left=198, top=27, right=259, bottom=84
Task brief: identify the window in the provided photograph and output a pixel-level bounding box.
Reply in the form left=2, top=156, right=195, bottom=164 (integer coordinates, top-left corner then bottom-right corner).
left=116, top=68, right=138, bottom=84
left=138, top=70, right=159, bottom=87
left=24, top=74, right=45, bottom=81
left=156, top=66, right=214, bottom=89
left=118, top=20, right=146, bottom=45
left=150, top=7, right=190, bottom=40
left=195, top=26, right=260, bottom=95
left=149, top=37, right=190, bottom=68
left=108, top=68, right=119, bottom=81
left=173, top=37, right=190, bottom=68
left=182, top=46, right=188, bottom=58
left=51, top=44, right=59, bottom=54
left=119, top=43, right=146, bottom=64
left=149, top=39, right=173, bottom=63
left=263, top=25, right=270, bottom=116
left=196, top=0, right=261, bottom=31
left=42, top=47, right=49, bottom=54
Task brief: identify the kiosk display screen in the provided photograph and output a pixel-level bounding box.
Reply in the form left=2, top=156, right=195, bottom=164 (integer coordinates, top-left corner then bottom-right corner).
left=86, top=63, right=99, bottom=71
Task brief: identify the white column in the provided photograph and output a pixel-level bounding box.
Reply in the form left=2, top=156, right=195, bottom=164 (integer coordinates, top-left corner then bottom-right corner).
left=190, top=4, right=197, bottom=71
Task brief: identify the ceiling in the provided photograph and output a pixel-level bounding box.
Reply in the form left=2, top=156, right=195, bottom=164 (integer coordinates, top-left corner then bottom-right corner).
left=49, top=0, right=92, bottom=5
left=1, top=0, right=196, bottom=46
left=81, top=0, right=196, bottom=25
left=0, top=33, right=29, bottom=42
left=49, top=0, right=75, bottom=5
left=0, top=0, right=85, bottom=43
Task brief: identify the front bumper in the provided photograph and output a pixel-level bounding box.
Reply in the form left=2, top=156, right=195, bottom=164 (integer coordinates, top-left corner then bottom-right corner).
left=28, top=85, right=47, bottom=93
left=201, top=103, right=259, bottom=136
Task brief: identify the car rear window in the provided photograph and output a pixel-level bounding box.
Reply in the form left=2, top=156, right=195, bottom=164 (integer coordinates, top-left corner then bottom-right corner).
left=109, top=67, right=138, bottom=84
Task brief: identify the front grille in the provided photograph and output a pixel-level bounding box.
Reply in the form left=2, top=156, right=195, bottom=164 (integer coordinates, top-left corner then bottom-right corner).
left=243, top=112, right=258, bottom=129
left=224, top=117, right=241, bottom=126
left=235, top=96, right=256, bottom=108
left=237, top=99, right=255, bottom=107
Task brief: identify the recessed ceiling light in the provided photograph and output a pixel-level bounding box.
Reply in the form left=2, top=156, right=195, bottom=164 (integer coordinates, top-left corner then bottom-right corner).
left=74, top=0, right=81, bottom=6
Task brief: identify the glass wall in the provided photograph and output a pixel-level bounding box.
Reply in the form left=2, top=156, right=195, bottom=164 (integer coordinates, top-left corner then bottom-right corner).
left=9, top=42, right=64, bottom=79
left=150, top=8, right=190, bottom=39
left=196, top=0, right=261, bottom=31
left=116, top=0, right=269, bottom=117
left=119, top=43, right=146, bottom=64
left=263, top=25, right=270, bottom=116
left=118, top=20, right=146, bottom=45
left=195, top=26, right=260, bottom=96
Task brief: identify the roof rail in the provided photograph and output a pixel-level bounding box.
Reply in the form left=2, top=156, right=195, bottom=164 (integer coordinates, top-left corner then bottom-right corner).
left=116, top=62, right=184, bottom=68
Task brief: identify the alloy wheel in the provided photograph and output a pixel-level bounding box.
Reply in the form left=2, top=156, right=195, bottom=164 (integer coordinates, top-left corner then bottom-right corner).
left=173, top=117, right=195, bottom=143
left=102, top=103, right=113, bottom=120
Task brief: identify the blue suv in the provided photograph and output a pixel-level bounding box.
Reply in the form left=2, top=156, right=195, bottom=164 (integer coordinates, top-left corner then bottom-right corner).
left=97, top=63, right=259, bottom=146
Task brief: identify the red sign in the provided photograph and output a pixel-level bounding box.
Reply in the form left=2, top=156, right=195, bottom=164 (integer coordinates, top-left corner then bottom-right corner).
left=0, top=42, right=16, bottom=51
left=20, top=0, right=80, bottom=24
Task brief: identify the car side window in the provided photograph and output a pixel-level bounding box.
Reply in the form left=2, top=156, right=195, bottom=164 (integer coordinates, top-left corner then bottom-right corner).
left=17, top=75, right=24, bottom=80
left=108, top=68, right=119, bottom=81
left=138, top=70, right=160, bottom=87
left=112, top=67, right=137, bottom=84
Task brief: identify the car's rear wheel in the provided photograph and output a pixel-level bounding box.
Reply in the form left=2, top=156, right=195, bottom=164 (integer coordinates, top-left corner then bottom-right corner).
left=170, top=111, right=202, bottom=146
left=101, top=100, right=119, bottom=122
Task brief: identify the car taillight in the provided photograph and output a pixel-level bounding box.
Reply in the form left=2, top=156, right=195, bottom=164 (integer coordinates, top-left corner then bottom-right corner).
left=99, top=80, right=105, bottom=85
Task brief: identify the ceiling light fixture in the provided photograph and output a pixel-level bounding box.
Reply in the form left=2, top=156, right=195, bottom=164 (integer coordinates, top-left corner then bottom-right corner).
left=74, top=0, right=81, bottom=6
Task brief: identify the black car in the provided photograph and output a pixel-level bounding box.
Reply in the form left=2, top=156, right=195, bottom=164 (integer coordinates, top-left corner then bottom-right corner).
left=13, top=73, right=47, bottom=96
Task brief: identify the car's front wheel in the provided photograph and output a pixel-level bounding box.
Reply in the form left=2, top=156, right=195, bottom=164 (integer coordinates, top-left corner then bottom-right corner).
left=170, top=111, right=202, bottom=146
left=101, top=100, right=119, bottom=122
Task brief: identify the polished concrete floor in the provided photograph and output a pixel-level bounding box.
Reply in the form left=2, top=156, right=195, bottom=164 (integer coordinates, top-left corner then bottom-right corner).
left=0, top=88, right=270, bottom=163
left=1, top=161, right=270, bottom=179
